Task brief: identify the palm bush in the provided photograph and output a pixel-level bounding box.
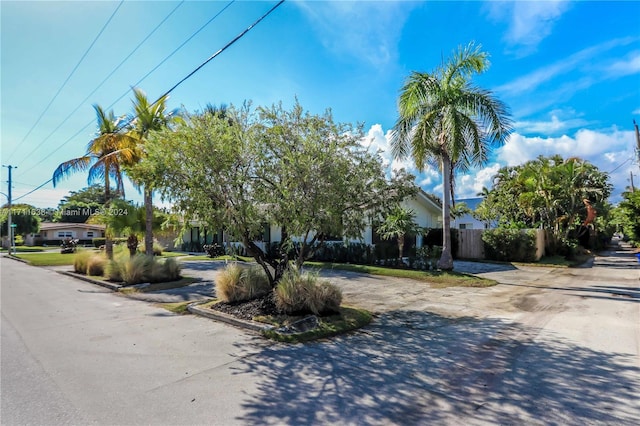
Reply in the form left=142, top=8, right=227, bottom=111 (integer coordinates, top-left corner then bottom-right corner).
left=215, top=264, right=271, bottom=303
left=274, top=268, right=342, bottom=315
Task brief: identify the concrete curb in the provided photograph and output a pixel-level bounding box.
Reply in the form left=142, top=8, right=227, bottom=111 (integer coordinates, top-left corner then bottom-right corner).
left=3, top=254, right=30, bottom=264
left=56, top=270, right=123, bottom=291
left=187, top=301, right=274, bottom=333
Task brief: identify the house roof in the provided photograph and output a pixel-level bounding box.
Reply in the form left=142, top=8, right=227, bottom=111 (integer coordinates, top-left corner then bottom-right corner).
left=416, top=188, right=442, bottom=210
left=39, top=222, right=106, bottom=231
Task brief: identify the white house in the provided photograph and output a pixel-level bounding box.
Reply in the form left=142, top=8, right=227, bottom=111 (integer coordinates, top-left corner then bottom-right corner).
left=452, top=197, right=497, bottom=230
left=182, top=189, right=443, bottom=252
left=24, top=222, right=106, bottom=246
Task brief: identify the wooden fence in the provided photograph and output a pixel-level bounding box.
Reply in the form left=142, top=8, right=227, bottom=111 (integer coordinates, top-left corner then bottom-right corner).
left=455, top=228, right=546, bottom=260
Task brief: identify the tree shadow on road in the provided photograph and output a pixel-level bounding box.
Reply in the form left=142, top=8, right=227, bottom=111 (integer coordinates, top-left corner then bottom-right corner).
left=232, top=311, right=640, bottom=425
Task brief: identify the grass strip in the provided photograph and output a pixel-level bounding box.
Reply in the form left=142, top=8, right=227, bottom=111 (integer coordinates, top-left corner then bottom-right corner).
left=306, top=262, right=496, bottom=287
left=157, top=301, right=193, bottom=315
left=259, top=306, right=373, bottom=343
left=14, top=252, right=77, bottom=266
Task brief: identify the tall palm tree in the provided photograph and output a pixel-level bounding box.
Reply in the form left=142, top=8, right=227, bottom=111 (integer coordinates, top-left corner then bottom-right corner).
left=53, top=105, right=136, bottom=258
left=128, top=88, right=180, bottom=255
left=391, top=42, right=512, bottom=270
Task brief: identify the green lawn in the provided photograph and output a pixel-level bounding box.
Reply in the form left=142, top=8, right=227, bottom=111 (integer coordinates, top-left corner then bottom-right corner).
left=13, top=252, right=78, bottom=266
left=259, top=306, right=373, bottom=343
left=158, top=251, right=185, bottom=258
left=306, top=261, right=497, bottom=287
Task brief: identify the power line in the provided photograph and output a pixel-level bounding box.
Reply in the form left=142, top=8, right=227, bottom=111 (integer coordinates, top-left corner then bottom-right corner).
left=154, top=0, right=285, bottom=104
left=12, top=1, right=185, bottom=168
left=13, top=179, right=53, bottom=203
left=13, top=0, right=285, bottom=202
left=6, top=1, right=125, bottom=164
left=17, top=0, right=236, bottom=178
left=608, top=157, right=634, bottom=173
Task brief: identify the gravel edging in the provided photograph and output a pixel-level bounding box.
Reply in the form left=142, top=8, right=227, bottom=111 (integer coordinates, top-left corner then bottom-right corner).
left=188, top=301, right=274, bottom=333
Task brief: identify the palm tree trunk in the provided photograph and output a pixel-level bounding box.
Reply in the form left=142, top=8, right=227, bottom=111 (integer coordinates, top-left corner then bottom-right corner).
left=144, top=186, right=153, bottom=255
left=104, top=178, right=114, bottom=260
left=438, top=155, right=454, bottom=270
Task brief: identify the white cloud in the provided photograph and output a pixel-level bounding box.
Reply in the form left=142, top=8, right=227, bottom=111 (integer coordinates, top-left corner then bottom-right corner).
left=515, top=113, right=591, bottom=135
left=361, top=124, right=415, bottom=173
left=496, top=38, right=637, bottom=96
left=485, top=0, right=570, bottom=55
left=498, top=128, right=637, bottom=201
left=455, top=163, right=502, bottom=199
left=363, top=125, right=637, bottom=203
left=295, top=1, right=416, bottom=66
left=605, top=50, right=640, bottom=78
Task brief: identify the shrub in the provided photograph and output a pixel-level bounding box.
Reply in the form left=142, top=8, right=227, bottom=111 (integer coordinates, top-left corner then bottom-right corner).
left=135, top=242, right=164, bottom=256
left=92, top=237, right=127, bottom=248
left=274, top=268, right=342, bottom=315
left=203, top=243, right=225, bottom=258
left=74, top=251, right=93, bottom=273
left=422, top=228, right=459, bottom=259
left=483, top=229, right=537, bottom=262
left=215, top=264, right=271, bottom=303
left=162, top=258, right=182, bottom=281
left=86, top=254, right=106, bottom=276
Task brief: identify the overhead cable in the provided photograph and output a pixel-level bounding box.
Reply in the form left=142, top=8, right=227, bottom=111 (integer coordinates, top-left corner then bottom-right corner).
left=7, top=1, right=125, bottom=163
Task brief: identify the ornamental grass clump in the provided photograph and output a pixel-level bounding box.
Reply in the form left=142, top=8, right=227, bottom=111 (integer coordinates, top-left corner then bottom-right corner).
left=116, top=254, right=182, bottom=285
left=86, top=254, right=106, bottom=276
left=73, top=250, right=93, bottom=273
left=215, top=263, right=271, bottom=303
left=105, top=259, right=123, bottom=281
left=274, top=268, right=342, bottom=315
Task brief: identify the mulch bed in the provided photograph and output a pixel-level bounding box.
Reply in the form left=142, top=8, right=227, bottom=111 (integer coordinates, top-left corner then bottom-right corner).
left=210, top=292, right=281, bottom=321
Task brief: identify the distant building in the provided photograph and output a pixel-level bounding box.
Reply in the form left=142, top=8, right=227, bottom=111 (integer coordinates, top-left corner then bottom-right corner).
left=452, top=197, right=496, bottom=230
left=24, top=222, right=106, bottom=246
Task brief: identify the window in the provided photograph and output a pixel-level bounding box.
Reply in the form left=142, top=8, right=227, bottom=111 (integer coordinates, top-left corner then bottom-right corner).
left=87, top=231, right=94, bottom=238
left=459, top=223, right=473, bottom=230
left=58, top=231, right=73, bottom=238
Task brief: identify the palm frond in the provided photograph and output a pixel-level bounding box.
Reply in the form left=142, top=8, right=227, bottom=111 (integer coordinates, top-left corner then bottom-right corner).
left=52, top=156, right=93, bottom=187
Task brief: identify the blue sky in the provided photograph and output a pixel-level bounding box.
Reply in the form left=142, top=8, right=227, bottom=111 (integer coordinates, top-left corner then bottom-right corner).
left=1, top=0, right=639, bottom=209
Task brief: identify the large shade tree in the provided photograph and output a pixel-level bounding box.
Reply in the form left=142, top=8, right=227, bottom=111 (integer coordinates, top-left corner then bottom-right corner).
left=52, top=105, right=135, bottom=258
left=139, top=101, right=416, bottom=286
left=391, top=42, right=512, bottom=270
left=127, top=88, right=181, bottom=256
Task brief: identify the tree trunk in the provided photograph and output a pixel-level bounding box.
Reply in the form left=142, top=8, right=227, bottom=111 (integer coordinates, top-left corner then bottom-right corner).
left=438, top=155, right=454, bottom=270
left=144, top=186, right=153, bottom=255
left=104, top=179, right=114, bottom=260
left=397, top=235, right=405, bottom=266
left=127, top=234, right=138, bottom=258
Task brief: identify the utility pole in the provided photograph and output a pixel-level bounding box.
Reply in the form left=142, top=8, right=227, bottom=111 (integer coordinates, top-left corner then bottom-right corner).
left=631, top=171, right=636, bottom=192
left=3, top=165, right=16, bottom=255
left=634, top=120, right=640, bottom=170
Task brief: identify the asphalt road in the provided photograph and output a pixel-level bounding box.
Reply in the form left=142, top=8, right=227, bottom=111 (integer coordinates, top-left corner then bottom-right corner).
left=1, top=244, right=639, bottom=425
